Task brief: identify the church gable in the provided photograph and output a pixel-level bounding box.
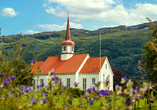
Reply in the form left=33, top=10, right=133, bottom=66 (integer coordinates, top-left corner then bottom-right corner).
left=79, top=57, right=107, bottom=73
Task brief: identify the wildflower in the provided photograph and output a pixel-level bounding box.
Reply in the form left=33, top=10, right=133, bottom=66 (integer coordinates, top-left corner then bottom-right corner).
left=87, top=88, right=93, bottom=93
left=104, top=76, right=109, bottom=87
left=11, top=75, right=16, bottom=79
left=73, top=82, right=79, bottom=88
left=23, top=86, right=31, bottom=93
left=64, top=86, right=67, bottom=90
left=31, top=98, right=37, bottom=105
left=46, top=76, right=51, bottom=83
left=133, top=86, right=138, bottom=94
left=31, top=60, right=36, bottom=65
left=40, top=82, right=44, bottom=87
left=1, top=80, right=9, bottom=87
left=63, top=105, right=67, bottom=108
left=51, top=77, right=55, bottom=81
left=37, top=85, right=40, bottom=89
left=89, top=100, right=94, bottom=105
left=45, top=87, right=49, bottom=92
left=40, top=98, right=47, bottom=104
left=121, top=76, right=127, bottom=84
left=99, top=90, right=109, bottom=96
left=93, top=82, right=101, bottom=90
left=0, top=73, right=5, bottom=77
left=48, top=68, right=55, bottom=76
left=115, top=85, right=122, bottom=94
left=126, top=79, right=133, bottom=88
left=7, top=75, right=16, bottom=81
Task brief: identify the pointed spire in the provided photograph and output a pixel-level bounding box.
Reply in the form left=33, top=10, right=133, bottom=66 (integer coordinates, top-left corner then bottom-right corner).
left=65, top=12, right=71, bottom=39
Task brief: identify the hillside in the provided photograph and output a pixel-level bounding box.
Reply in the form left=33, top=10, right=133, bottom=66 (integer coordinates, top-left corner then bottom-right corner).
left=0, top=22, right=150, bottom=82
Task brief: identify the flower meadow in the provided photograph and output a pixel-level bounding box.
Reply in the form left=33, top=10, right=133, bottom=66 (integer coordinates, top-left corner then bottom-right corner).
left=0, top=67, right=157, bottom=110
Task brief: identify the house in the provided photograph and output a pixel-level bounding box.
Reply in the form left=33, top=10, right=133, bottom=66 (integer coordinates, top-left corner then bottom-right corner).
left=31, top=15, right=114, bottom=91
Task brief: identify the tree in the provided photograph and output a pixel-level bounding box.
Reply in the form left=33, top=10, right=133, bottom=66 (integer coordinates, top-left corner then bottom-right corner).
left=0, top=36, right=34, bottom=86
left=142, top=18, right=157, bottom=83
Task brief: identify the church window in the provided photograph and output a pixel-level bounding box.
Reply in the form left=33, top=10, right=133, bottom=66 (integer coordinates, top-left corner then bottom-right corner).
left=40, top=79, right=43, bottom=83
left=72, top=46, right=74, bottom=52
left=103, top=74, right=105, bottom=77
left=105, top=64, right=107, bottom=69
left=67, top=78, right=70, bottom=88
left=92, top=78, right=95, bottom=83
left=83, top=78, right=86, bottom=91
left=63, top=46, right=66, bottom=51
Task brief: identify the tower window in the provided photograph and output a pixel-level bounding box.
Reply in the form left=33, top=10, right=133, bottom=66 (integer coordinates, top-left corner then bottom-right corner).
left=72, top=46, right=73, bottom=52
left=63, top=46, right=66, bottom=51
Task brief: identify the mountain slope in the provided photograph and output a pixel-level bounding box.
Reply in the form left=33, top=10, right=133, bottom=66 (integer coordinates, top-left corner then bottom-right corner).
left=0, top=22, right=150, bottom=82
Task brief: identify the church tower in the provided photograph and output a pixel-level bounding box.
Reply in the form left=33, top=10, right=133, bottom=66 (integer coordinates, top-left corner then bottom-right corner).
left=61, top=14, right=75, bottom=60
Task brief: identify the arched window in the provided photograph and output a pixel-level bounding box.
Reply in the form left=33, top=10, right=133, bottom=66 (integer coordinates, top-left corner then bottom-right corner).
left=63, top=46, right=66, bottom=51
left=72, top=46, right=73, bottom=52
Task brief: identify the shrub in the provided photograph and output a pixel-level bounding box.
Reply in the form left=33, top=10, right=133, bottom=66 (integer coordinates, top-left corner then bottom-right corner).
left=67, top=87, right=83, bottom=98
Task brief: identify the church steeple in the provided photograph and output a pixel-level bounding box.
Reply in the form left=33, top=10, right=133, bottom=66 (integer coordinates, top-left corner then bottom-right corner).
left=61, top=13, right=75, bottom=60
left=65, top=14, right=71, bottom=38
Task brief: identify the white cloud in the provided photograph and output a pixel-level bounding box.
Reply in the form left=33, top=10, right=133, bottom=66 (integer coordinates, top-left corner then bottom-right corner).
left=32, top=22, right=83, bottom=31
left=21, top=30, right=39, bottom=35
left=1, top=8, right=18, bottom=17
left=43, top=0, right=157, bottom=26
left=102, top=25, right=118, bottom=28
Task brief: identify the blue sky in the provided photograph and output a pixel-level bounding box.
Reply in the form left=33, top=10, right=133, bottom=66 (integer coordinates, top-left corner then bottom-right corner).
left=0, top=0, right=157, bottom=35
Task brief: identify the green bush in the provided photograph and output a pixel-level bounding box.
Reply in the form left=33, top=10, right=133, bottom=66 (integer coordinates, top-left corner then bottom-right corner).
left=67, top=87, right=83, bottom=98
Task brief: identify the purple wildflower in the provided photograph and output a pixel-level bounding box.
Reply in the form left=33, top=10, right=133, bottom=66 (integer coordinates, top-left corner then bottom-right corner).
left=124, top=76, right=127, bottom=80
left=31, top=60, right=36, bottom=65
left=30, top=98, right=37, bottom=105
left=1, top=80, right=9, bottom=85
left=106, top=76, right=109, bottom=83
left=99, top=90, right=109, bottom=96
left=63, top=105, right=67, bottom=108
left=45, top=87, right=49, bottom=91
left=133, top=86, right=138, bottom=94
left=87, top=88, right=93, bottom=93
left=89, top=100, right=94, bottom=105
left=64, top=86, right=67, bottom=90
left=73, top=82, right=79, bottom=87
left=40, top=98, right=47, bottom=104
left=40, top=82, right=44, bottom=87
left=51, top=77, right=55, bottom=81
left=0, top=73, right=5, bottom=77
left=23, top=86, right=31, bottom=93
left=37, top=85, right=40, bottom=89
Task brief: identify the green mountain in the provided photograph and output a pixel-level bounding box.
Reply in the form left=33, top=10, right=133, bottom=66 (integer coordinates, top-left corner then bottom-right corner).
left=0, top=22, right=150, bottom=82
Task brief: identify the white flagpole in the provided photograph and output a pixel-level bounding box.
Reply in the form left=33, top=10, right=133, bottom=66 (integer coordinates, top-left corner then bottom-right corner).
left=99, top=31, right=101, bottom=89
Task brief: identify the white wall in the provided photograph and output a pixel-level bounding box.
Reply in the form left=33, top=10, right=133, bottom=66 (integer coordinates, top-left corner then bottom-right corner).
left=33, top=74, right=75, bottom=88
left=61, top=53, right=73, bottom=60
left=99, top=57, right=114, bottom=91
left=79, top=73, right=99, bottom=90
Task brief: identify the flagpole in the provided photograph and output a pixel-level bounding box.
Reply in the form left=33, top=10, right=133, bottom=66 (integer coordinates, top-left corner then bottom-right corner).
left=99, top=31, right=101, bottom=89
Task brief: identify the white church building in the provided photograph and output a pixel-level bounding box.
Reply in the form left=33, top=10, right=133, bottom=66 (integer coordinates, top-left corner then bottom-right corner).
left=32, top=16, right=114, bottom=91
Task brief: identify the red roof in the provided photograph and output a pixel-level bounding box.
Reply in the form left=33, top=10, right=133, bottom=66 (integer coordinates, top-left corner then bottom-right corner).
left=31, top=54, right=88, bottom=74
left=31, top=61, right=44, bottom=71
left=80, top=57, right=107, bottom=73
